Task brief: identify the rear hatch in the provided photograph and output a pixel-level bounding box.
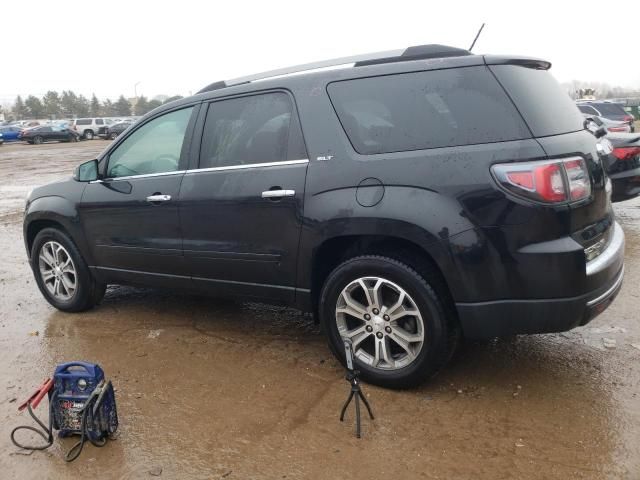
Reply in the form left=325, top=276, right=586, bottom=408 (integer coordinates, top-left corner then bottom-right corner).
left=487, top=60, right=612, bottom=249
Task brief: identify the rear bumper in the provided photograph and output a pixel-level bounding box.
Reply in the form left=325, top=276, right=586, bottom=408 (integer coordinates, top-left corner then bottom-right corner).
left=457, top=222, right=625, bottom=338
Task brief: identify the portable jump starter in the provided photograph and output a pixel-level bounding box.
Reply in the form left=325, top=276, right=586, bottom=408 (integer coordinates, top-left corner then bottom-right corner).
left=10, top=361, right=118, bottom=462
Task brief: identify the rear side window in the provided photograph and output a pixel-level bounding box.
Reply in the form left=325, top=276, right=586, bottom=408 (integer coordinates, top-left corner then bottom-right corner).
left=490, top=65, right=584, bottom=137
left=76, top=119, right=91, bottom=125
left=199, top=92, right=306, bottom=169
left=590, top=103, right=626, bottom=116
left=327, top=66, right=530, bottom=155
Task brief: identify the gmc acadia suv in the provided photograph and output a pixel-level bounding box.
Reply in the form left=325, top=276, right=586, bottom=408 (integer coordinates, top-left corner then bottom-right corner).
left=23, top=45, right=625, bottom=388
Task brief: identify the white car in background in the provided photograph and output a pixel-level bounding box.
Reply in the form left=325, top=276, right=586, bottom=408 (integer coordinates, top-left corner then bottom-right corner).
left=71, top=118, right=114, bottom=140
left=581, top=113, right=631, bottom=133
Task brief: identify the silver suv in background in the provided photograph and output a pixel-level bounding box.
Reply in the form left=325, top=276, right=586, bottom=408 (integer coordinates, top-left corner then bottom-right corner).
left=577, top=101, right=635, bottom=132
left=71, top=118, right=114, bottom=139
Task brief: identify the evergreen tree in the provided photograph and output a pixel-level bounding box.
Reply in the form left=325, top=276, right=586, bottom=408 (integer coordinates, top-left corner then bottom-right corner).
left=114, top=95, right=131, bottom=116
left=90, top=94, right=101, bottom=116
left=101, top=99, right=115, bottom=116
left=60, top=90, right=78, bottom=117
left=134, top=95, right=150, bottom=115
left=42, top=91, right=61, bottom=118
left=13, top=95, right=28, bottom=119
left=25, top=95, right=45, bottom=119
left=76, top=95, right=90, bottom=117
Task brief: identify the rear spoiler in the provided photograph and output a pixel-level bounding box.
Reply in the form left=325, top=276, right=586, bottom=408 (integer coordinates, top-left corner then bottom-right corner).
left=483, top=55, right=551, bottom=70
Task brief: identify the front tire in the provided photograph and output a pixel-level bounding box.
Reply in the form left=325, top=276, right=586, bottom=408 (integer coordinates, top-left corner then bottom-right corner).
left=33, top=136, right=43, bottom=145
left=320, top=255, right=456, bottom=389
left=31, top=228, right=105, bottom=312
left=84, top=130, right=94, bottom=140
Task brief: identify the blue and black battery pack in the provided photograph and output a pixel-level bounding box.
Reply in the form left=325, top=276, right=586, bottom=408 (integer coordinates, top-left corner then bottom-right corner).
left=51, top=362, right=118, bottom=440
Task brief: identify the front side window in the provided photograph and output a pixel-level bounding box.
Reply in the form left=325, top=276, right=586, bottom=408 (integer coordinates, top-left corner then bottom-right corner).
left=199, top=92, right=306, bottom=169
left=96, top=119, right=103, bottom=125
left=107, top=107, right=193, bottom=178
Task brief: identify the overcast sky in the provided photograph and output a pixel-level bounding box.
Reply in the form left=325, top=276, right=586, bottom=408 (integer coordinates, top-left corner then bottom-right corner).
left=2, top=0, right=637, bottom=105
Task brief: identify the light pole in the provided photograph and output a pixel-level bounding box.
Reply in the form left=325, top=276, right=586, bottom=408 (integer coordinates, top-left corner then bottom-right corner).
left=133, top=82, right=141, bottom=116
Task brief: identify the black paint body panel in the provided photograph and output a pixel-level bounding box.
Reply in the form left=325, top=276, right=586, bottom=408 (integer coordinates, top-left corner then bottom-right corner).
left=24, top=53, right=625, bottom=338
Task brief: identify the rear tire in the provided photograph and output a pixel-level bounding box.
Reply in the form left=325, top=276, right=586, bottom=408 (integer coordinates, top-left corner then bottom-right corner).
left=31, top=228, right=105, bottom=312
left=320, top=255, right=457, bottom=389
left=33, top=136, right=43, bottom=145
left=109, top=132, right=118, bottom=140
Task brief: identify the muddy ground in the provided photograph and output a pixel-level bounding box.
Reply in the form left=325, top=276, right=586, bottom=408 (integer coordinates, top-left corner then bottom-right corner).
left=0, top=140, right=639, bottom=479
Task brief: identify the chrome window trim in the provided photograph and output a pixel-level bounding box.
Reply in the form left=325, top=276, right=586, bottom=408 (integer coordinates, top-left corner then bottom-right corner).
left=88, top=159, right=310, bottom=183
left=185, top=158, right=309, bottom=175
left=89, top=170, right=187, bottom=183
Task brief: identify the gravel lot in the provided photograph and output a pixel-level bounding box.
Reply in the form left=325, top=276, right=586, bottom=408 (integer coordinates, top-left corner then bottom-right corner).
left=0, top=140, right=639, bottom=479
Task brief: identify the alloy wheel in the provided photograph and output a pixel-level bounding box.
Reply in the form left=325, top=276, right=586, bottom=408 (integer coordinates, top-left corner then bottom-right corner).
left=38, top=241, right=77, bottom=301
left=335, top=276, right=425, bottom=370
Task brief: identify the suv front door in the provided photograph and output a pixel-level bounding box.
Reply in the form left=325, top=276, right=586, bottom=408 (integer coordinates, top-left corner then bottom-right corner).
left=180, top=92, right=308, bottom=302
left=79, top=105, right=197, bottom=287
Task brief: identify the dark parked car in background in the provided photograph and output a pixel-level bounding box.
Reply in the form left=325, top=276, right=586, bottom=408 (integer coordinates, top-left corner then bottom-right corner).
left=19, top=125, right=80, bottom=144
left=606, top=132, right=640, bottom=202
left=578, top=101, right=635, bottom=132
left=585, top=116, right=640, bottom=202
left=23, top=44, right=625, bottom=388
left=98, top=121, right=131, bottom=140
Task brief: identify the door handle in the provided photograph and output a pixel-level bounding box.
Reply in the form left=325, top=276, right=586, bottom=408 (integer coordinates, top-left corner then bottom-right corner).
left=146, top=194, right=171, bottom=203
left=261, top=189, right=295, bottom=199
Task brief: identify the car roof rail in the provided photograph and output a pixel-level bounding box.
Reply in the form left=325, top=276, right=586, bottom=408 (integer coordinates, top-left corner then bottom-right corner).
left=197, top=44, right=472, bottom=94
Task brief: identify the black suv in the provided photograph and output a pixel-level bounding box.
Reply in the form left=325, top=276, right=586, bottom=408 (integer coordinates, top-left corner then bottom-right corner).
left=24, top=45, right=625, bottom=388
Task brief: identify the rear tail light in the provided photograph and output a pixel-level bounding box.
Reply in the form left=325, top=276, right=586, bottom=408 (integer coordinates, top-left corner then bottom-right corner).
left=623, top=115, right=634, bottom=123
left=608, top=126, right=628, bottom=133
left=612, top=146, right=640, bottom=161
left=492, top=157, right=592, bottom=203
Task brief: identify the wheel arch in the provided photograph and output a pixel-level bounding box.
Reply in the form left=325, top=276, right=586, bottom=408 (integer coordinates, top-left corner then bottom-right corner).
left=24, top=196, right=91, bottom=264
left=308, top=233, right=458, bottom=324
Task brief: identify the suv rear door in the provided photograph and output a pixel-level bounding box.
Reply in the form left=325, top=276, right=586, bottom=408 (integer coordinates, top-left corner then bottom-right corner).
left=179, top=91, right=308, bottom=302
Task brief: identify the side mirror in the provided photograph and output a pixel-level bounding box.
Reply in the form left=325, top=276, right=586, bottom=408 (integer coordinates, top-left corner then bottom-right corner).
left=73, top=159, right=99, bottom=182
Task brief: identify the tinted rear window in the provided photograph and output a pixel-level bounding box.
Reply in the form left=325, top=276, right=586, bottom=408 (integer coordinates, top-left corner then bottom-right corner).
left=327, top=66, right=530, bottom=155
left=591, top=103, right=626, bottom=116
left=490, top=65, right=584, bottom=137
left=578, top=105, right=598, bottom=115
